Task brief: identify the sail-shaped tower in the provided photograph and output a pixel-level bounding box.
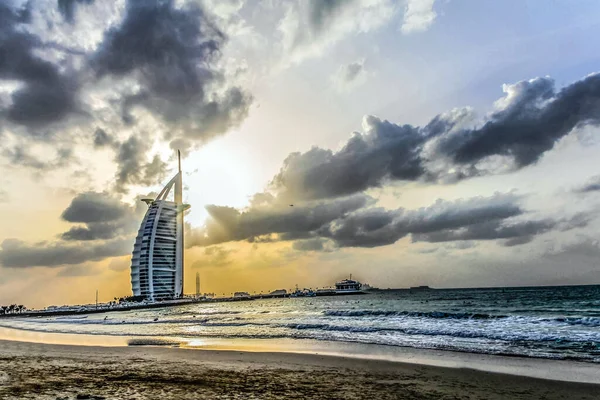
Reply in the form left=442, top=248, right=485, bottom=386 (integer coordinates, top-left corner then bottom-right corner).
left=130, top=152, right=189, bottom=300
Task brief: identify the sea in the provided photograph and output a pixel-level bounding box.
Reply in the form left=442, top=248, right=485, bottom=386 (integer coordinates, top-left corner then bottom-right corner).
left=2, top=285, right=600, bottom=363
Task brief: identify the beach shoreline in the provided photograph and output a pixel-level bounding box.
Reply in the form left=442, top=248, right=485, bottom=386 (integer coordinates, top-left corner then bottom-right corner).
left=1, top=325, right=600, bottom=383
left=1, top=335, right=599, bottom=399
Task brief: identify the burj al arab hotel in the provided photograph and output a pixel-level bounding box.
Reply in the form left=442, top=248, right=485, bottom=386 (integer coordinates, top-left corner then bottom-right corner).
left=130, top=152, right=190, bottom=300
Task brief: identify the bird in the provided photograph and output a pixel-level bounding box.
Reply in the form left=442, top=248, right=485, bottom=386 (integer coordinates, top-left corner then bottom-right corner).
left=289, top=204, right=294, bottom=207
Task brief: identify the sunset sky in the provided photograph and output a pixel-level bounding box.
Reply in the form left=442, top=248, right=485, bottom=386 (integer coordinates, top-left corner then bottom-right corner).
left=1, top=0, right=600, bottom=308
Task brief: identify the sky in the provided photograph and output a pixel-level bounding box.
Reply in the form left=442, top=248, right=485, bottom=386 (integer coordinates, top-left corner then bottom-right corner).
left=1, top=0, right=600, bottom=308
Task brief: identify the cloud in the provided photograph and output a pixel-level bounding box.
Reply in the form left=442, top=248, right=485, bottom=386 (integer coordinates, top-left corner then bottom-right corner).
left=0, top=2, right=79, bottom=128
left=0, top=0, right=252, bottom=194
left=332, top=59, right=367, bottom=91
left=575, top=175, right=600, bottom=193
left=545, top=237, right=600, bottom=260
left=188, top=191, right=575, bottom=250
left=413, top=219, right=553, bottom=246
left=279, top=0, right=396, bottom=63
left=57, top=0, right=95, bottom=23
left=413, top=213, right=590, bottom=247
left=114, top=135, right=170, bottom=193
left=1, top=145, right=73, bottom=170
left=292, top=238, right=335, bottom=252
left=83, top=0, right=251, bottom=193
left=188, top=194, right=372, bottom=247
left=0, top=191, right=150, bottom=268
left=271, top=115, right=430, bottom=200
left=401, top=0, right=437, bottom=34
left=60, top=192, right=147, bottom=241
left=428, top=76, right=595, bottom=168
left=319, top=193, right=525, bottom=248
left=61, top=223, right=125, bottom=241
left=192, top=246, right=235, bottom=269
left=61, top=192, right=129, bottom=223
left=270, top=73, right=600, bottom=201
left=57, top=263, right=103, bottom=277
left=93, top=128, right=115, bottom=148
left=0, top=238, right=131, bottom=268
left=92, top=0, right=252, bottom=143
left=90, top=128, right=170, bottom=193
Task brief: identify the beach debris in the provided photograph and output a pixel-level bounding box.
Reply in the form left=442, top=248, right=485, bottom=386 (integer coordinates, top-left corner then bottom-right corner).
left=75, top=394, right=106, bottom=400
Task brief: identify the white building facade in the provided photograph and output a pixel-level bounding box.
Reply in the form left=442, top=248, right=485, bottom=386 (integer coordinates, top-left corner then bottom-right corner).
left=130, top=154, right=188, bottom=300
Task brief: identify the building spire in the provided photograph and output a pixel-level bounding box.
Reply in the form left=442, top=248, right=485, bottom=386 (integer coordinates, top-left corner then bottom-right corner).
left=178, top=149, right=181, bottom=172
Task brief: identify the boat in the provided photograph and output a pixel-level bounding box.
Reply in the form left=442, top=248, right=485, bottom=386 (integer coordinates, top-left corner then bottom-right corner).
left=335, top=276, right=363, bottom=294
left=410, top=286, right=431, bottom=290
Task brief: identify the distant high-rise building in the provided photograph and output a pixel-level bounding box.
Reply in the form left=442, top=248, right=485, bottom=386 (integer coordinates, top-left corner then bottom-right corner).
left=130, top=152, right=189, bottom=300
left=195, top=272, right=200, bottom=297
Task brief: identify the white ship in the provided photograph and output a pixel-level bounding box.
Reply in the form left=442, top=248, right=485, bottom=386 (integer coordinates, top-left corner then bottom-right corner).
left=335, top=275, right=363, bottom=293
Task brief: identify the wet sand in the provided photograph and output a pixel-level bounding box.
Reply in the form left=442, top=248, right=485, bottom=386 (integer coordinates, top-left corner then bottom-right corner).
left=0, top=339, right=598, bottom=400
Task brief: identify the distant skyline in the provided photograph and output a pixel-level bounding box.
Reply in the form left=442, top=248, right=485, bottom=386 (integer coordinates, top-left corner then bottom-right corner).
left=1, top=0, right=600, bottom=308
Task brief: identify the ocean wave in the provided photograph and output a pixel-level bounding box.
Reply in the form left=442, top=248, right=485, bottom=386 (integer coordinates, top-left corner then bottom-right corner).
left=279, top=322, right=600, bottom=343
left=281, top=323, right=380, bottom=333
left=322, top=310, right=600, bottom=327
left=161, top=310, right=243, bottom=316
left=323, top=310, right=509, bottom=319
left=552, top=317, right=600, bottom=327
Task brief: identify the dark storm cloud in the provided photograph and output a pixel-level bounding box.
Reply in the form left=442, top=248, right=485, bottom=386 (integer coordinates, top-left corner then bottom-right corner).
left=57, top=0, right=95, bottom=23
left=89, top=129, right=169, bottom=193
left=1, top=0, right=251, bottom=191
left=432, top=75, right=600, bottom=167
left=412, top=213, right=589, bottom=247
left=61, top=223, right=121, bottom=241
left=114, top=135, right=169, bottom=193
left=272, top=116, right=429, bottom=200
left=187, top=194, right=372, bottom=247
left=187, top=192, right=567, bottom=249
left=318, top=193, right=524, bottom=248
left=0, top=237, right=131, bottom=268
left=412, top=219, right=555, bottom=245
left=61, top=192, right=128, bottom=223
left=271, top=74, right=600, bottom=201
left=0, top=191, right=149, bottom=268
left=60, top=191, right=147, bottom=241
left=0, top=3, right=78, bottom=128
left=92, top=0, right=252, bottom=141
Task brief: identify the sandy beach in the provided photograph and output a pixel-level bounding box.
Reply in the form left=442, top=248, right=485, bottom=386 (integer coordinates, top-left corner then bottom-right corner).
left=0, top=339, right=598, bottom=400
